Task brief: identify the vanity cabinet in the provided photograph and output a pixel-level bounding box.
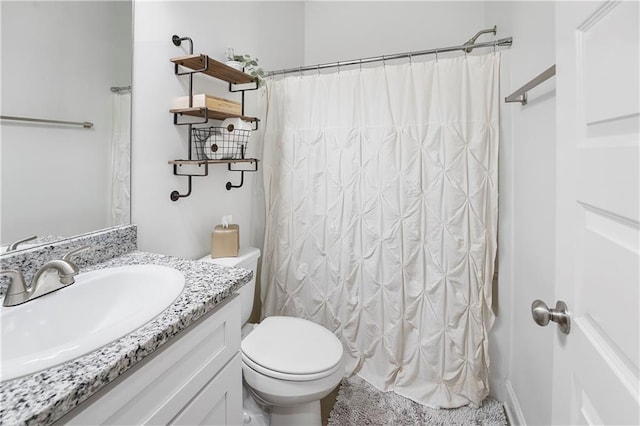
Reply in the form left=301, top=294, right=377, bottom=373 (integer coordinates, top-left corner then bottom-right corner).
left=56, top=295, right=242, bottom=425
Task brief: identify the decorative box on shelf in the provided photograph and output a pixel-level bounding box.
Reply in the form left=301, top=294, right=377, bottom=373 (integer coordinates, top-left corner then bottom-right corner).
left=171, top=94, right=241, bottom=116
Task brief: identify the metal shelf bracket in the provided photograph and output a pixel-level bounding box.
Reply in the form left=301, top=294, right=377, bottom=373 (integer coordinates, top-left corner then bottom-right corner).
left=226, top=160, right=258, bottom=190
left=170, top=175, right=193, bottom=201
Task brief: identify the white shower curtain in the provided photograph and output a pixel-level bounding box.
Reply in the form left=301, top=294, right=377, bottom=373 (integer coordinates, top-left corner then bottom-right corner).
left=109, top=91, right=131, bottom=226
left=261, top=53, right=500, bottom=408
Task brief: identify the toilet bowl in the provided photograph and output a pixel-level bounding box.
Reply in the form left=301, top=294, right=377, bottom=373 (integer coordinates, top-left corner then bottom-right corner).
left=199, top=248, right=344, bottom=426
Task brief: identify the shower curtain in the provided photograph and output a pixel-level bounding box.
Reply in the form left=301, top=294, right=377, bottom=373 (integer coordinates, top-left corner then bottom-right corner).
left=109, top=91, right=131, bottom=226
left=261, top=53, right=500, bottom=408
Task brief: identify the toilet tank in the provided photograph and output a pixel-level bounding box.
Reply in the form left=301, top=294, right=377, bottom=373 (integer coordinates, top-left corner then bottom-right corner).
left=198, top=247, right=261, bottom=326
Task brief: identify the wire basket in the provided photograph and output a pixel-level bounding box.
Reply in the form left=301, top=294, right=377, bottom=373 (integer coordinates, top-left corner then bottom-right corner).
left=192, top=126, right=251, bottom=161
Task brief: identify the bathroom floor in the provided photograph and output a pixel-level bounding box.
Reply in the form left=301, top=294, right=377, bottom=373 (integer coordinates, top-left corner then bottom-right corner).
left=321, top=384, right=341, bottom=425
left=325, top=376, right=508, bottom=425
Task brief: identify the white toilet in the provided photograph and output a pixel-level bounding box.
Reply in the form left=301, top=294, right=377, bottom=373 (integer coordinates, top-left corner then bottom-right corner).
left=199, top=248, right=344, bottom=426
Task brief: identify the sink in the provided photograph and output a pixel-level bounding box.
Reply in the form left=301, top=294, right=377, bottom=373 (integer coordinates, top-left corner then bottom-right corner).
left=1, top=264, right=185, bottom=382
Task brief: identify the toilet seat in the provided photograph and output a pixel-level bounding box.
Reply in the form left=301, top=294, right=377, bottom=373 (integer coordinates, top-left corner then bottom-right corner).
left=242, top=351, right=343, bottom=382
left=241, top=316, right=343, bottom=382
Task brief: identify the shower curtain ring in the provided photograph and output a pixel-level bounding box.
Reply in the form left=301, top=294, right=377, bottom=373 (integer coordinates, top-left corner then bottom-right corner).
left=493, top=42, right=497, bottom=54
left=337, top=61, right=341, bottom=73
left=382, top=55, right=387, bottom=68
left=317, top=64, right=320, bottom=75
left=359, top=58, right=363, bottom=72
left=299, top=67, right=303, bottom=77
left=435, top=49, right=439, bottom=63
left=408, top=53, right=412, bottom=65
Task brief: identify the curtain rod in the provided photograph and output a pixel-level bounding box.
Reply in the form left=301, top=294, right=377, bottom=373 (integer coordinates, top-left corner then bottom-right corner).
left=266, top=37, right=512, bottom=77
left=0, top=115, right=94, bottom=128
left=505, top=64, right=555, bottom=105
left=110, top=86, right=131, bottom=93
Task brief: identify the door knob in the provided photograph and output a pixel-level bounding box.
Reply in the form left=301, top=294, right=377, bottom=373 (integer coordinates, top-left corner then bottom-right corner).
left=531, top=300, right=571, bottom=335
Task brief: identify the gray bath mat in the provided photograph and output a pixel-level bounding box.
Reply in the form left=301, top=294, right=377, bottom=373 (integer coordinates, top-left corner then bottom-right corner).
left=327, top=376, right=507, bottom=426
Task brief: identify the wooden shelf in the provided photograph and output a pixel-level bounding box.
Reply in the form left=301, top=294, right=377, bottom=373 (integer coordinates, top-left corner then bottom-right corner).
left=169, top=107, right=258, bottom=124
left=169, top=158, right=258, bottom=166
left=170, top=54, right=257, bottom=85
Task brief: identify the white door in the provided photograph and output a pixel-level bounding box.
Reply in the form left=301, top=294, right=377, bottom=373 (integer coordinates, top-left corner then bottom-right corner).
left=554, top=1, right=639, bottom=425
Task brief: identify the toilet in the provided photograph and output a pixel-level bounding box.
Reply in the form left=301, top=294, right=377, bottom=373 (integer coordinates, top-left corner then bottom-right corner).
left=199, top=248, right=344, bottom=426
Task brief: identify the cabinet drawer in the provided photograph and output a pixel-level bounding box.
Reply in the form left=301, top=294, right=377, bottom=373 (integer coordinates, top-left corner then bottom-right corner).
left=60, top=295, right=241, bottom=425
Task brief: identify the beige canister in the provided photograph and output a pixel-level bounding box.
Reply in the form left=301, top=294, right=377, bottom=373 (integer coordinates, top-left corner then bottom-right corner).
left=211, top=223, right=239, bottom=258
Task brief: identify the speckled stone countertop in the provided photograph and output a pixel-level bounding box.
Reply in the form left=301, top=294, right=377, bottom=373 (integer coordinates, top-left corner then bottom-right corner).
left=0, top=251, right=252, bottom=425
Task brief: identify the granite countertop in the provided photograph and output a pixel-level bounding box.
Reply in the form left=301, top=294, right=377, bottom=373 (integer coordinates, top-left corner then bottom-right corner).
left=0, top=251, right=252, bottom=425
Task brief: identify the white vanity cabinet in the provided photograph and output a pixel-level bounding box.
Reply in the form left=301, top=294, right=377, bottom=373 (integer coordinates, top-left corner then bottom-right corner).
left=57, top=295, right=242, bottom=425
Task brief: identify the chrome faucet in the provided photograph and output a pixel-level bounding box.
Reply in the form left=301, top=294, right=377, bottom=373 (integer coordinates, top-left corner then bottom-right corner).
left=6, top=235, right=38, bottom=252
left=1, top=246, right=90, bottom=307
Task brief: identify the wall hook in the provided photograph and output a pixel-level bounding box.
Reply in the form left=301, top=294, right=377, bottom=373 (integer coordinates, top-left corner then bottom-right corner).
left=172, top=35, right=193, bottom=54
left=226, top=170, right=245, bottom=190
left=170, top=175, right=193, bottom=201
left=226, top=160, right=258, bottom=190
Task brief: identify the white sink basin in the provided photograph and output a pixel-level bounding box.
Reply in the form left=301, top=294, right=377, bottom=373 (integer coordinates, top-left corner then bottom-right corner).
left=1, top=264, right=185, bottom=382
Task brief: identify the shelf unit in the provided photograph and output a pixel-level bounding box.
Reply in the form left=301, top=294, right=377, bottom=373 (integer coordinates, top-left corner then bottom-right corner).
left=169, top=35, right=259, bottom=201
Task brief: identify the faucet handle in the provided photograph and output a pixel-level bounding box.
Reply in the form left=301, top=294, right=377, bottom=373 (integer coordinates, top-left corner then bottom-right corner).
left=1, top=270, right=28, bottom=306
left=62, top=246, right=91, bottom=264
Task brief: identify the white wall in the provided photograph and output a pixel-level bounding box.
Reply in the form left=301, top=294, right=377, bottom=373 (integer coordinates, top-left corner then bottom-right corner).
left=304, top=1, right=486, bottom=65
left=131, top=1, right=304, bottom=258
left=1, top=1, right=132, bottom=243
left=484, top=3, right=557, bottom=425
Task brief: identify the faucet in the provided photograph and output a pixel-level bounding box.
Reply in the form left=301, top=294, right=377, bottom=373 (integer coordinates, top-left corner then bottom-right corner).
left=6, top=235, right=38, bottom=252
left=1, top=246, right=90, bottom=307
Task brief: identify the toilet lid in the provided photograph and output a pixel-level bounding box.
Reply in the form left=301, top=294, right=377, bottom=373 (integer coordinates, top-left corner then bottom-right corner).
left=241, top=316, right=343, bottom=376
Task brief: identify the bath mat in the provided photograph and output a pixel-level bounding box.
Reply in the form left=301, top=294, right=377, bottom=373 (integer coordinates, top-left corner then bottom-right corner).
left=327, top=375, right=507, bottom=426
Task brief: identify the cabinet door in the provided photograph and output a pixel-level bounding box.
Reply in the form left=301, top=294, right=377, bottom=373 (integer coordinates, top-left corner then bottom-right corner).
left=59, top=296, right=241, bottom=425
left=170, top=353, right=243, bottom=426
